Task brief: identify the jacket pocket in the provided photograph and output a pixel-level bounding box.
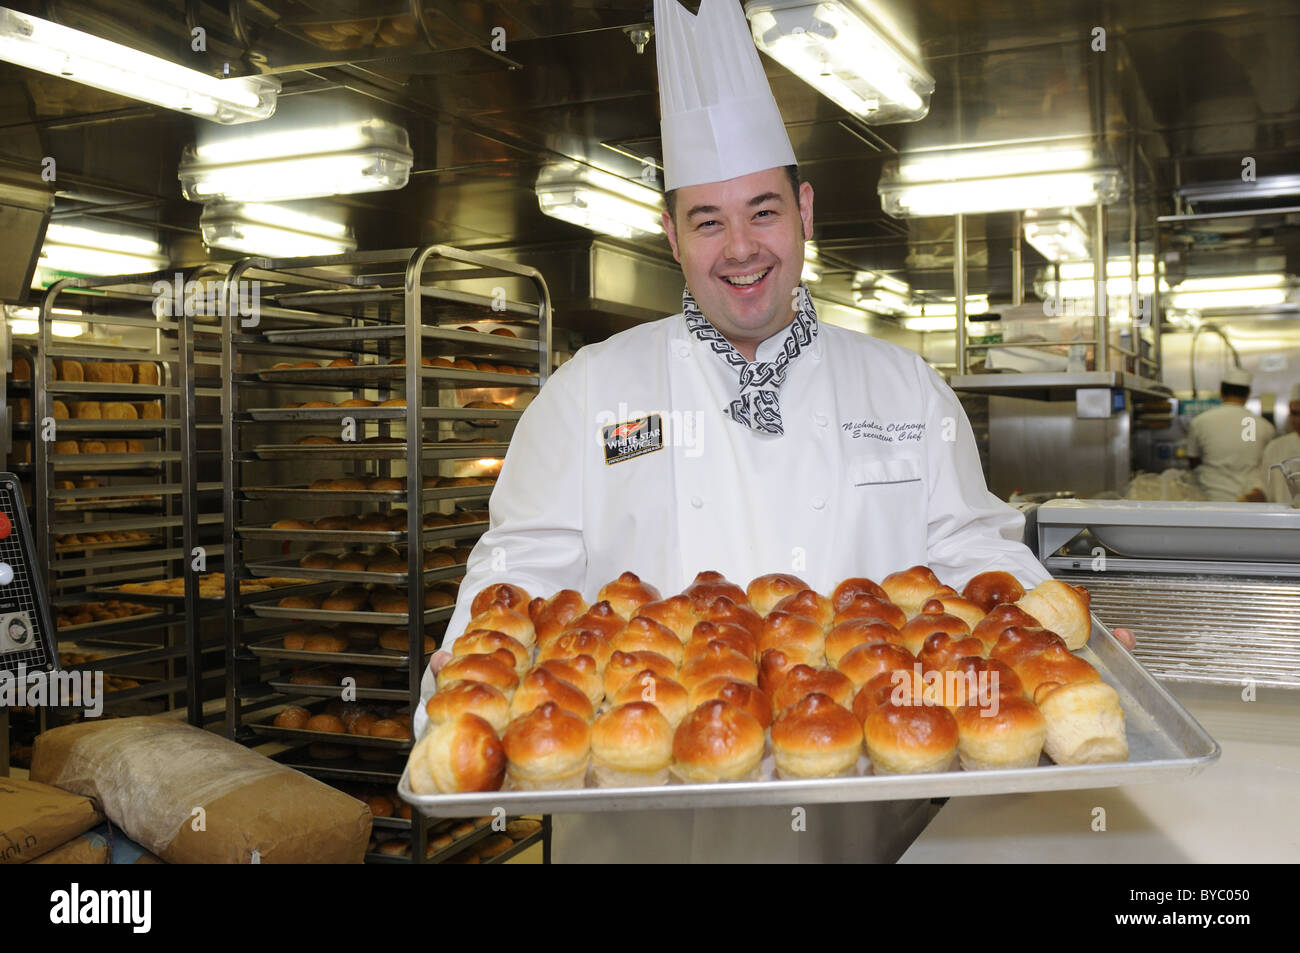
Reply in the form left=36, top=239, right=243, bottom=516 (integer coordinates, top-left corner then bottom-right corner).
left=847, top=456, right=923, bottom=488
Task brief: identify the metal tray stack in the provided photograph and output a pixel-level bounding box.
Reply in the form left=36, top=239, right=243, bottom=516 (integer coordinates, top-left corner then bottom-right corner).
left=14, top=267, right=232, bottom=726
left=221, top=245, right=552, bottom=863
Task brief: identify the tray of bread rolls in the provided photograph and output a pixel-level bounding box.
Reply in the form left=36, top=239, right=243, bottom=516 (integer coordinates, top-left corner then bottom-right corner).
left=251, top=585, right=457, bottom=624
left=248, top=622, right=438, bottom=667
left=250, top=700, right=413, bottom=749
left=250, top=441, right=511, bottom=460
left=260, top=322, right=538, bottom=350
left=240, top=478, right=493, bottom=502
left=270, top=668, right=413, bottom=702
left=246, top=551, right=467, bottom=585
left=254, top=363, right=538, bottom=387
left=248, top=404, right=520, bottom=422
left=398, top=567, right=1220, bottom=817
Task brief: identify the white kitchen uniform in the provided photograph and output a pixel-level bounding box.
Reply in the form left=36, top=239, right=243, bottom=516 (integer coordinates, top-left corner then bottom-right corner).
left=1185, top=403, right=1276, bottom=501
left=416, top=310, right=1049, bottom=862
left=1258, top=431, right=1300, bottom=504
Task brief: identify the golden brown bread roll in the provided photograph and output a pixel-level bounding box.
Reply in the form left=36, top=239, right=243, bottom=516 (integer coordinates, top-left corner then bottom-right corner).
left=12, top=356, right=30, bottom=380
left=825, top=618, right=899, bottom=668
left=590, top=702, right=673, bottom=787
left=685, top=620, right=757, bottom=664
left=378, top=627, right=437, bottom=654
left=535, top=630, right=613, bottom=672
left=1035, top=680, right=1128, bottom=764
left=769, top=589, right=834, bottom=629
left=113, top=363, right=133, bottom=383
left=409, top=714, right=507, bottom=794
left=134, top=363, right=159, bottom=385
left=102, top=402, right=137, bottom=419
left=746, top=573, right=810, bottom=616
left=103, top=440, right=128, bottom=453
left=989, top=625, right=1067, bottom=669
left=920, top=595, right=986, bottom=632
left=970, top=603, right=1043, bottom=651
left=881, top=565, right=948, bottom=617
left=693, top=594, right=764, bottom=639
left=366, top=477, right=403, bottom=491
left=1015, top=580, right=1092, bottom=650
left=837, top=642, right=917, bottom=690
left=954, top=695, right=1047, bottom=770
left=468, top=605, right=535, bottom=648
left=830, top=577, right=889, bottom=612
left=536, top=656, right=603, bottom=707
left=611, top=617, right=684, bottom=667
left=56, top=360, right=83, bottom=381
left=306, top=713, right=346, bottom=733
left=631, top=594, right=699, bottom=643
left=772, top=692, right=862, bottom=778
left=337, top=398, right=376, bottom=408
left=558, top=601, right=627, bottom=642
left=425, top=680, right=510, bottom=734
left=771, top=663, right=855, bottom=712
left=502, top=702, right=591, bottom=789
left=369, top=588, right=412, bottom=613
left=864, top=702, right=959, bottom=774
left=832, top=593, right=907, bottom=630
left=758, top=648, right=800, bottom=697
left=299, top=552, right=338, bottom=570
left=453, top=630, right=529, bottom=674
left=758, top=610, right=826, bottom=666
left=134, top=402, right=163, bottom=419
left=682, top=570, right=749, bottom=610
left=671, top=699, right=764, bottom=783
left=1013, top=644, right=1101, bottom=699
left=50, top=399, right=68, bottom=419
left=941, top=656, right=1023, bottom=708
left=273, top=706, right=312, bottom=729
left=471, top=583, right=532, bottom=617
left=897, top=605, right=972, bottom=656
left=72, top=401, right=101, bottom=419
left=272, top=518, right=314, bottom=530
left=322, top=587, right=369, bottom=611
left=304, top=634, right=350, bottom=653
left=603, top=649, right=677, bottom=699
left=510, top=668, right=594, bottom=722
left=961, top=571, right=1027, bottom=614
left=597, top=571, right=663, bottom=619
left=79, top=440, right=108, bottom=454
left=366, top=549, right=406, bottom=573
left=917, top=632, right=988, bottom=674
left=366, top=719, right=408, bottom=739
left=677, top=641, right=758, bottom=692
left=424, top=588, right=455, bottom=609
left=436, top=651, right=520, bottom=697
left=688, top=676, right=774, bottom=729
left=83, top=362, right=113, bottom=383
left=611, top=671, right=689, bottom=729
left=333, top=552, right=370, bottom=572
left=278, top=594, right=322, bottom=609
left=852, top=672, right=908, bottom=725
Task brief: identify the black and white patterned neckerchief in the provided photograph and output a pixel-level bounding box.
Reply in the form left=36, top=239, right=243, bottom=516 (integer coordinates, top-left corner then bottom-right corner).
left=682, top=282, right=818, bottom=437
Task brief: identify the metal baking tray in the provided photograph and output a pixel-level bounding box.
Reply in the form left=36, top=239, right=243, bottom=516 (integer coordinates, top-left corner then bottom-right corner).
left=248, top=636, right=434, bottom=669
left=47, top=381, right=176, bottom=397
left=262, top=324, right=539, bottom=353
left=249, top=604, right=455, bottom=625
left=56, top=611, right=165, bottom=633
left=254, top=366, right=539, bottom=387
left=237, top=523, right=484, bottom=544
left=43, top=420, right=177, bottom=432
left=54, top=536, right=162, bottom=553
left=248, top=723, right=411, bottom=750
left=240, top=483, right=492, bottom=503
left=247, top=406, right=520, bottom=422
left=50, top=452, right=176, bottom=470
left=252, top=442, right=510, bottom=460
left=246, top=556, right=467, bottom=585
left=399, top=619, right=1220, bottom=817
left=268, top=677, right=412, bottom=703
left=54, top=498, right=163, bottom=512
left=1038, top=499, right=1300, bottom=563
left=270, top=747, right=410, bottom=782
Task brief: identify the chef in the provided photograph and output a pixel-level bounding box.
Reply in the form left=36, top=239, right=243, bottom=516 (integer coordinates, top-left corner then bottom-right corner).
left=417, top=0, right=1133, bottom=862
left=1185, top=367, right=1276, bottom=501
left=1253, top=382, right=1300, bottom=503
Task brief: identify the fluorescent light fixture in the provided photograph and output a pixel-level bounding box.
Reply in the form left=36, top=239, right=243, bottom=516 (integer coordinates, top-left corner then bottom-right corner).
left=179, top=120, right=412, bottom=202
left=6, top=305, right=84, bottom=336
left=1023, top=208, right=1090, bottom=262
left=36, top=223, right=167, bottom=283
left=745, top=1, right=933, bottom=123
left=200, top=202, right=357, bottom=256
left=1167, top=286, right=1290, bottom=310
left=0, top=7, right=278, bottom=123
left=901, top=314, right=959, bottom=332
left=879, top=143, right=1120, bottom=217
left=1177, top=175, right=1300, bottom=204
left=853, top=270, right=911, bottom=314
left=536, top=162, right=664, bottom=239
left=901, top=295, right=988, bottom=330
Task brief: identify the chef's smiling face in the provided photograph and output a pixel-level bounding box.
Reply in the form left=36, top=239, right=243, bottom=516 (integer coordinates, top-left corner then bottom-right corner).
left=663, top=167, right=815, bottom=361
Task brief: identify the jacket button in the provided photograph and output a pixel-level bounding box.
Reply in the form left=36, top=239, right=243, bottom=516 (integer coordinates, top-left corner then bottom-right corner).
left=690, top=496, right=703, bottom=508
left=811, top=497, right=826, bottom=510
left=677, top=345, right=691, bottom=358
left=813, top=413, right=828, bottom=427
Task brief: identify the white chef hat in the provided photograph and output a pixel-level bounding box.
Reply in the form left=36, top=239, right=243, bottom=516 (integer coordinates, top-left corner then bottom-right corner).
left=655, top=0, right=797, bottom=192
left=1221, top=366, right=1252, bottom=388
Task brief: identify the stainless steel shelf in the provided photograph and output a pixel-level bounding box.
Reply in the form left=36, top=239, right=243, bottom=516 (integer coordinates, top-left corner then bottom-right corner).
left=245, top=406, right=521, bottom=422
left=948, top=370, right=1173, bottom=401
left=251, top=443, right=509, bottom=460
left=253, top=365, right=539, bottom=387
left=262, top=324, right=541, bottom=353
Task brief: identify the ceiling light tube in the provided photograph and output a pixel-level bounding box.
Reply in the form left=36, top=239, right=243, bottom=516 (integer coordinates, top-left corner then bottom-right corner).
left=200, top=202, right=357, bottom=256
left=179, top=120, right=412, bottom=202
left=0, top=7, right=278, bottom=123
left=1023, top=208, right=1091, bottom=262
left=36, top=223, right=167, bottom=284
left=745, top=1, right=934, bottom=123
left=536, top=162, right=664, bottom=239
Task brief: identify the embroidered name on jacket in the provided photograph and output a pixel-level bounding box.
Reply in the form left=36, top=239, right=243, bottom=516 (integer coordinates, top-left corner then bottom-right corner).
left=842, top=419, right=926, bottom=443
left=603, top=415, right=664, bottom=464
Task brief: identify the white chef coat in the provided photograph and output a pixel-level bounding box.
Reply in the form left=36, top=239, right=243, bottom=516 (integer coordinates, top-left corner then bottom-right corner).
left=414, top=310, right=1049, bottom=862
left=1185, top=403, right=1276, bottom=501
left=1258, top=430, right=1300, bottom=504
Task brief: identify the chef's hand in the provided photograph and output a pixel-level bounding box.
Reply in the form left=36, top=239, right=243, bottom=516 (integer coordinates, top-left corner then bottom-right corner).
left=1112, top=627, right=1137, bottom=650
left=429, top=650, right=452, bottom=675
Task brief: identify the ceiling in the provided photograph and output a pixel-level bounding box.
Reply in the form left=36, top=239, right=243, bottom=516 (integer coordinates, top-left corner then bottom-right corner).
left=2, top=0, right=1298, bottom=331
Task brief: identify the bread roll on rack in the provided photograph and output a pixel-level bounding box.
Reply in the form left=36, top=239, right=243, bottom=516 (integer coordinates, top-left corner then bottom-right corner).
left=864, top=703, right=959, bottom=775
left=1035, top=680, right=1128, bottom=764
left=961, top=571, right=1026, bottom=614
left=832, top=593, right=907, bottom=630
left=597, top=571, right=663, bottom=619
left=503, top=702, right=591, bottom=790
left=559, top=601, right=627, bottom=642
left=611, top=671, right=689, bottom=729
left=746, top=573, right=810, bottom=616
left=837, top=643, right=916, bottom=690
left=881, top=565, right=949, bottom=617
left=970, top=603, right=1042, bottom=651
left=953, top=695, right=1046, bottom=770
left=758, top=610, right=825, bottom=667
left=897, top=605, right=972, bottom=656
left=682, top=570, right=749, bottom=609
left=1015, top=580, right=1092, bottom=650
left=678, top=641, right=757, bottom=692
left=671, top=700, right=764, bottom=783
left=771, top=663, right=854, bottom=712
left=825, top=618, right=899, bottom=668
left=436, top=651, right=519, bottom=698
left=772, top=692, right=862, bottom=779
left=692, top=594, right=764, bottom=639
left=536, top=656, right=603, bottom=707
left=409, top=714, right=506, bottom=794
left=470, top=582, right=532, bottom=617
left=528, top=589, right=589, bottom=644
left=453, top=630, right=529, bottom=675
left=611, top=617, right=684, bottom=667
left=510, top=668, right=595, bottom=722
left=536, top=630, right=613, bottom=671
left=604, top=650, right=676, bottom=699
left=466, top=605, right=535, bottom=648
left=687, top=676, right=773, bottom=729
left=685, top=620, right=757, bottom=664
left=632, top=594, right=700, bottom=643
left=769, top=589, right=834, bottom=630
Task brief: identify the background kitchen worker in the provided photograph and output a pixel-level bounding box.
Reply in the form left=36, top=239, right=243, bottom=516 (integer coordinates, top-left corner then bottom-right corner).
left=1186, top=367, right=1275, bottom=501
left=417, top=0, right=1133, bottom=862
left=1251, top=381, right=1300, bottom=503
